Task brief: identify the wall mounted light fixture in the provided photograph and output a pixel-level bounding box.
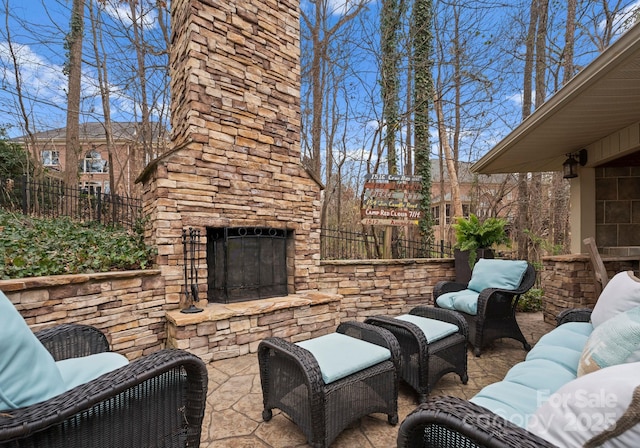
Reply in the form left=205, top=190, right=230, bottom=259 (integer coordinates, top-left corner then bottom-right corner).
left=563, top=149, right=588, bottom=179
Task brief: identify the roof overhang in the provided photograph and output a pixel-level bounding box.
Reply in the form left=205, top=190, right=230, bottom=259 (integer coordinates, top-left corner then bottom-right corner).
left=472, top=23, right=640, bottom=175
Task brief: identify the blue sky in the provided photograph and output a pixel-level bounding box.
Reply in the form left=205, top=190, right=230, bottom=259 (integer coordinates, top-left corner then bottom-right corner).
left=0, top=0, right=165, bottom=138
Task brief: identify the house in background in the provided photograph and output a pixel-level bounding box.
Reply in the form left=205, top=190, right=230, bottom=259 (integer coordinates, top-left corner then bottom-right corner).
left=13, top=122, right=168, bottom=198
left=473, top=21, right=640, bottom=256
left=430, top=161, right=520, bottom=245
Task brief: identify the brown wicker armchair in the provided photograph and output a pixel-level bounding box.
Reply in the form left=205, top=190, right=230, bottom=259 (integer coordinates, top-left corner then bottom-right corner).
left=0, top=323, right=208, bottom=448
left=434, top=261, right=536, bottom=356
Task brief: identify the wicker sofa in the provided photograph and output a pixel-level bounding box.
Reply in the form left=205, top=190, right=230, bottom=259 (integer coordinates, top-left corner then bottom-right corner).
left=0, top=290, right=208, bottom=448
left=397, top=270, right=640, bottom=448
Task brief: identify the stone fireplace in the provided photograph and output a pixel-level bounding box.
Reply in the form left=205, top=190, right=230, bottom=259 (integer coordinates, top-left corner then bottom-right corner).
left=207, top=226, right=292, bottom=303
left=137, top=0, right=323, bottom=310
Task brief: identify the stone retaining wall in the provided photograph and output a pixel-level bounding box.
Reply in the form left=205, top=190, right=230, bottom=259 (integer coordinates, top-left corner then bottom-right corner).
left=541, top=254, right=636, bottom=324
left=0, top=270, right=166, bottom=359
left=319, top=258, right=455, bottom=319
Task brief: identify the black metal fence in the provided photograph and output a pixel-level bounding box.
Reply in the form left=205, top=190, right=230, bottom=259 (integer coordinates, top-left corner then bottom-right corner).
left=0, top=176, right=142, bottom=230
left=321, top=227, right=453, bottom=260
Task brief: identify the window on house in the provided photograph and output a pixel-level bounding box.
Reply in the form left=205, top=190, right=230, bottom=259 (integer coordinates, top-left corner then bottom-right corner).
left=42, top=150, right=60, bottom=166
left=79, top=149, right=108, bottom=173
left=80, top=181, right=103, bottom=195
left=431, top=206, right=440, bottom=224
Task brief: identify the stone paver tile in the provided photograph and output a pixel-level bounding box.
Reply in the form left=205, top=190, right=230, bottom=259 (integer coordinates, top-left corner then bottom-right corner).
left=208, top=374, right=254, bottom=411
left=253, top=413, right=309, bottom=447
left=200, top=311, right=555, bottom=448
left=233, top=392, right=266, bottom=422
left=207, top=408, right=259, bottom=440
left=206, top=436, right=270, bottom=448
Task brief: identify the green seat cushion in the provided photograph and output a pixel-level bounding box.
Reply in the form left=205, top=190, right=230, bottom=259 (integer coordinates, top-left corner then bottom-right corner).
left=395, top=314, right=459, bottom=342
left=435, top=289, right=480, bottom=315
left=471, top=382, right=541, bottom=428
left=0, top=291, right=66, bottom=410
left=467, top=259, right=529, bottom=293
left=535, top=323, right=592, bottom=353
left=296, top=332, right=391, bottom=384
left=471, top=357, right=578, bottom=428
left=525, top=345, right=583, bottom=376
left=56, top=352, right=130, bottom=390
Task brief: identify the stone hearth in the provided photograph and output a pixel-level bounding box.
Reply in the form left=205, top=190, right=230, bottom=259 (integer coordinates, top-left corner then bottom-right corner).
left=166, top=292, right=341, bottom=362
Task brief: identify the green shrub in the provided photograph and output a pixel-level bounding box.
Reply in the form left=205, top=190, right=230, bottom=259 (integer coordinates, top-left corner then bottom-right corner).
left=0, top=210, right=155, bottom=279
left=517, top=288, right=544, bottom=312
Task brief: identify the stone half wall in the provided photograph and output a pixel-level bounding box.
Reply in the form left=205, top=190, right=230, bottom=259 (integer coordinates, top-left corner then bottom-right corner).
left=138, top=0, right=321, bottom=308
left=0, top=271, right=166, bottom=359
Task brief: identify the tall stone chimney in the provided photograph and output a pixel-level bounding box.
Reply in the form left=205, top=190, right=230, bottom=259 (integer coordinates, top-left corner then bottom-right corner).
left=138, top=0, right=322, bottom=308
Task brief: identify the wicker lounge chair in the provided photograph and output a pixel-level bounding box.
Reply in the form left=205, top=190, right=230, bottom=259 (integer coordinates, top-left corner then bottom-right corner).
left=434, top=259, right=536, bottom=356
left=0, top=323, right=208, bottom=448
left=258, top=321, right=400, bottom=448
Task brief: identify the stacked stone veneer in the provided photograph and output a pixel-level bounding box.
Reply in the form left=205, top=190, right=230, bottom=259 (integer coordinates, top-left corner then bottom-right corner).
left=0, top=271, right=166, bottom=359
left=165, top=258, right=456, bottom=359
left=137, top=0, right=320, bottom=308
left=541, top=254, right=636, bottom=324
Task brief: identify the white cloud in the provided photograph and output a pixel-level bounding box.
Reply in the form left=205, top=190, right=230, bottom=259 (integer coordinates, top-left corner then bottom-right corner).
left=599, top=1, right=640, bottom=36
left=99, top=0, right=157, bottom=30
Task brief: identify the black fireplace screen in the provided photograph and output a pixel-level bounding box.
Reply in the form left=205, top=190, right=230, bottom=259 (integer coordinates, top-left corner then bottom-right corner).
left=207, top=227, right=289, bottom=303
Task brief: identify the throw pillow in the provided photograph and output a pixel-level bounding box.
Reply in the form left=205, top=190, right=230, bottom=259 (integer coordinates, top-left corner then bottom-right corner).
left=467, top=259, right=529, bottom=293
left=527, top=361, right=640, bottom=447
left=577, top=305, right=640, bottom=376
left=0, top=290, right=66, bottom=410
left=591, top=271, right=640, bottom=328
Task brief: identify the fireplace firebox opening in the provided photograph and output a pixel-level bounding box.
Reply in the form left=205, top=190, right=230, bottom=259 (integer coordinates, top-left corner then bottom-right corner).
left=207, top=227, right=292, bottom=303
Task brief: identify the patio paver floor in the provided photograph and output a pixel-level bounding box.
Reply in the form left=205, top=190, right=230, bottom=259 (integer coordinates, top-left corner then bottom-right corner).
left=199, top=311, right=554, bottom=448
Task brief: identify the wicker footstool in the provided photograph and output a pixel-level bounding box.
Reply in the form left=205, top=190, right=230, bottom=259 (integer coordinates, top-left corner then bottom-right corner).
left=258, top=321, right=400, bottom=448
left=365, top=307, right=468, bottom=403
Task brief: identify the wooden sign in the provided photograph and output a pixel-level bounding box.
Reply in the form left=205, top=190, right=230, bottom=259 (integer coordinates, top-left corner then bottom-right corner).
left=361, top=174, right=422, bottom=227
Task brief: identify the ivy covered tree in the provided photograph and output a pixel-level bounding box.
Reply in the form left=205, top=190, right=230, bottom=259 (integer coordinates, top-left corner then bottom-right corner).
left=412, top=0, right=434, bottom=246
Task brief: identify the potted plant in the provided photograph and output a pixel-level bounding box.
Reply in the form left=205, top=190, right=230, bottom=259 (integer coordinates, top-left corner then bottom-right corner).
left=452, top=214, right=510, bottom=282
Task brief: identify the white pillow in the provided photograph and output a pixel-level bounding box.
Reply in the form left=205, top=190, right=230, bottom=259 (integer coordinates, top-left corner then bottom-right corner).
left=527, top=362, right=640, bottom=447
left=591, top=271, right=640, bottom=327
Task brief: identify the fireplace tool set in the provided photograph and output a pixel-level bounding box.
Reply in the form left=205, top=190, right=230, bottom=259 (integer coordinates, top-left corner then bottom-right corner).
left=181, top=227, right=204, bottom=314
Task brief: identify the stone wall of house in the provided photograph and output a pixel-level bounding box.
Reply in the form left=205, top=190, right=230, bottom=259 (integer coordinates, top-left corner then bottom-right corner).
left=0, top=270, right=166, bottom=359
left=596, top=165, right=640, bottom=253
left=137, top=0, right=320, bottom=307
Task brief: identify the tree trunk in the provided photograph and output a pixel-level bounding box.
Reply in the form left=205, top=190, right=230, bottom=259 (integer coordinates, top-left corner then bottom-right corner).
left=64, top=0, right=85, bottom=190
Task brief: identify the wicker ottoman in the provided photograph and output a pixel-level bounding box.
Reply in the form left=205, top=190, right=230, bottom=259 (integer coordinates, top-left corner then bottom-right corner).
left=365, top=307, right=468, bottom=403
left=258, top=321, right=400, bottom=448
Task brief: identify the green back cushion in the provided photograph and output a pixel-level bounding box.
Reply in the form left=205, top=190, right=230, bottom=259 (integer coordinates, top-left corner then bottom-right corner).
left=467, top=259, right=529, bottom=292
left=56, top=352, right=129, bottom=390
left=0, top=291, right=66, bottom=410
left=395, top=314, right=459, bottom=342
left=296, top=332, right=390, bottom=384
